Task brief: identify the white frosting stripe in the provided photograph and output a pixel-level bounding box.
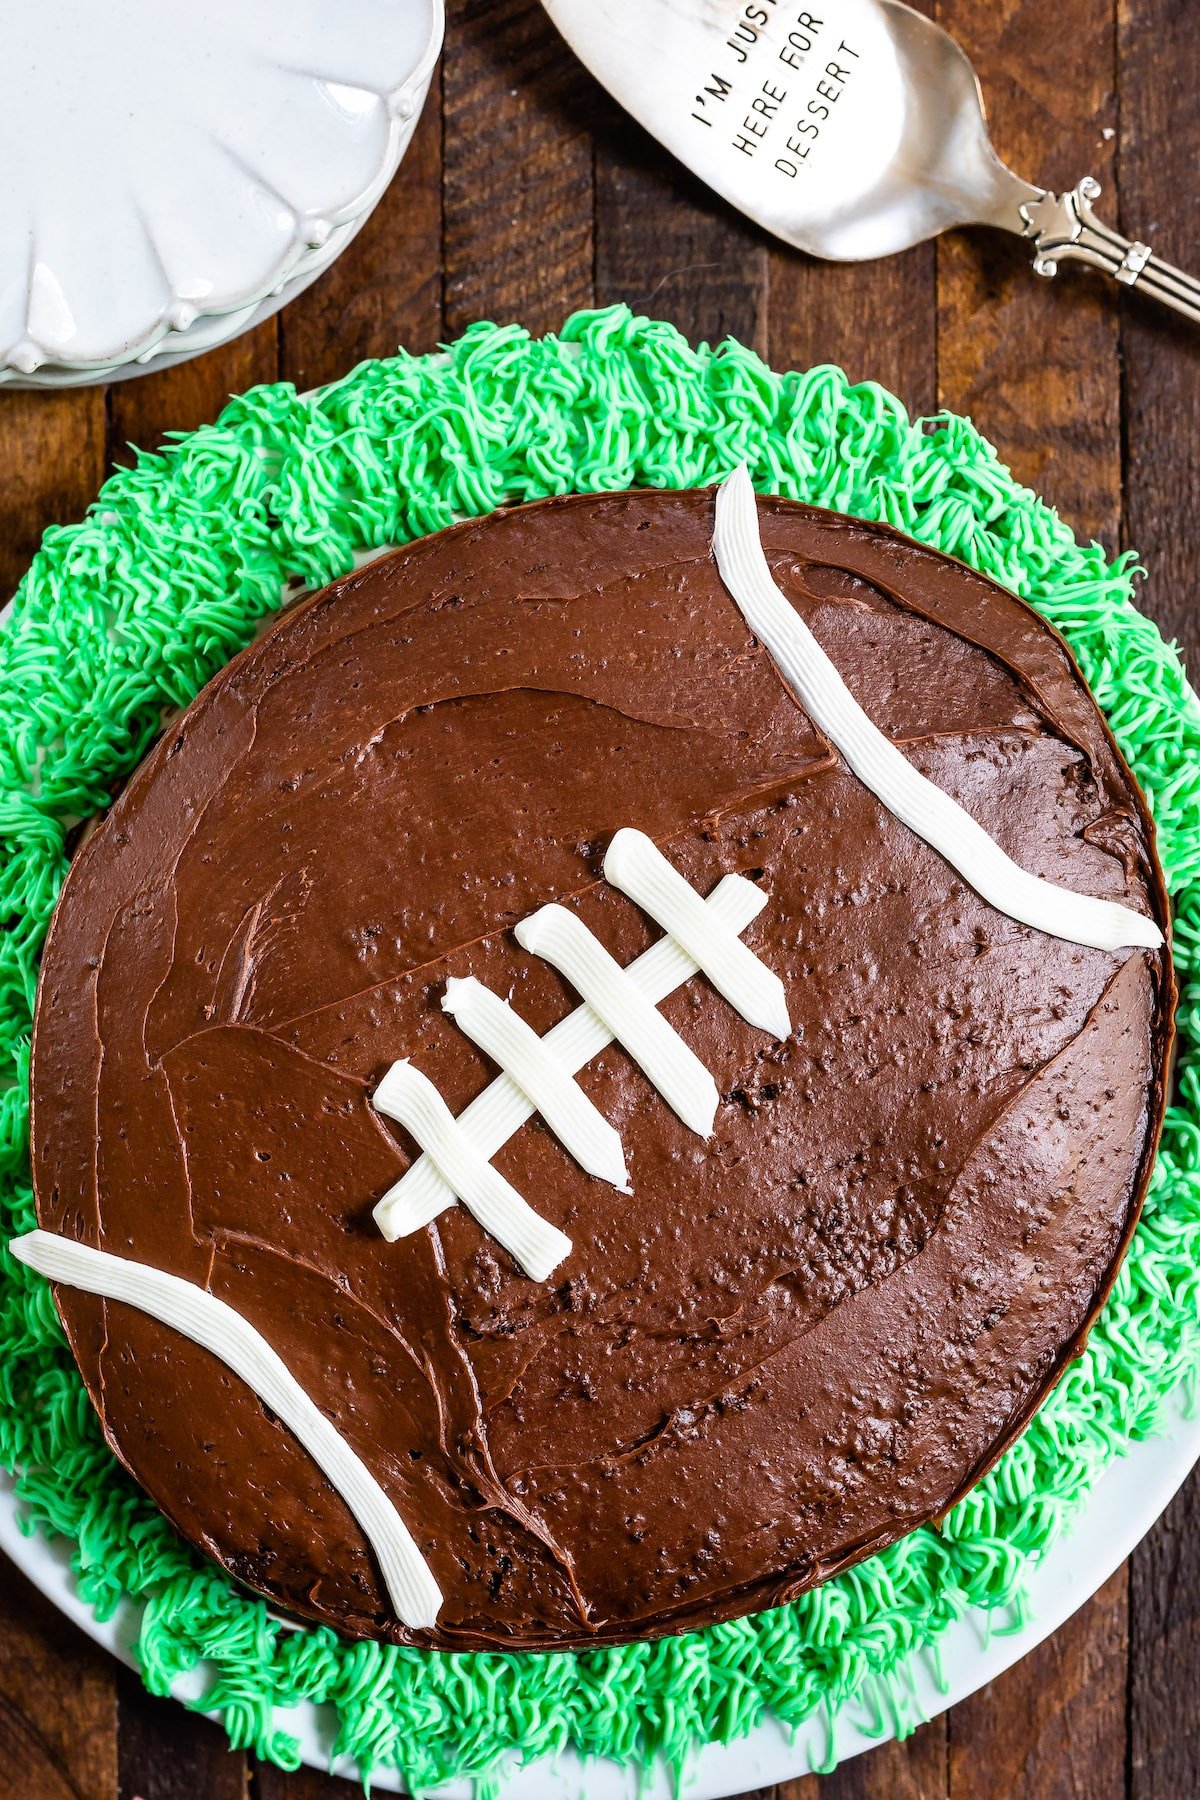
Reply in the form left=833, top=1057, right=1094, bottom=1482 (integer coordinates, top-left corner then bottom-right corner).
left=442, top=976, right=629, bottom=1192
left=712, top=465, right=1164, bottom=955
left=373, top=1060, right=572, bottom=1281
left=7, top=1229, right=442, bottom=1631
left=514, top=904, right=720, bottom=1138
left=603, top=828, right=790, bottom=1039
left=374, top=873, right=765, bottom=1241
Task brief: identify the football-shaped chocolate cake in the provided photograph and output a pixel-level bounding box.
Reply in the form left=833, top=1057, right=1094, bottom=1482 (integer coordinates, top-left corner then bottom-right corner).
left=28, top=484, right=1172, bottom=1650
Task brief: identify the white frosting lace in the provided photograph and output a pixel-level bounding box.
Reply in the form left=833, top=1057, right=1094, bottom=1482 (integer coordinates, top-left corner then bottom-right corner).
left=373, top=862, right=772, bottom=1246
left=442, top=976, right=630, bottom=1192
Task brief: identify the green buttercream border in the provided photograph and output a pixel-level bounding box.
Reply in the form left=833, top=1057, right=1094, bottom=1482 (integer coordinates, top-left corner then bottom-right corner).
left=1, top=307, right=1198, bottom=1794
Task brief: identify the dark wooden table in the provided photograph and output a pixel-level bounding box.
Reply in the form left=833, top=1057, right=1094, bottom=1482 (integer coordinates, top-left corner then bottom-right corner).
left=3, top=2, right=1198, bottom=1796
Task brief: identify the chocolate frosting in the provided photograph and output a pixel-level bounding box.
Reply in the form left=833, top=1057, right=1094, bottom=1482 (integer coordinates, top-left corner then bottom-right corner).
left=31, top=487, right=1173, bottom=1651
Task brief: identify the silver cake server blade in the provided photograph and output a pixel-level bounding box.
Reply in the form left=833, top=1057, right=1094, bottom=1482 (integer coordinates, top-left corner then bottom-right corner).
left=543, top=0, right=1200, bottom=324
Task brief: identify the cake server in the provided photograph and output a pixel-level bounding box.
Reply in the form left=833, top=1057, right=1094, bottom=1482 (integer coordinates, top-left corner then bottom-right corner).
left=542, top=0, right=1200, bottom=324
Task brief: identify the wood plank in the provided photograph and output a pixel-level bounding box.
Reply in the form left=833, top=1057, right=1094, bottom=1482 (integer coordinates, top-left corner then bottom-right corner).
left=106, top=319, right=278, bottom=470
left=936, top=0, right=1123, bottom=548
left=0, top=1558, right=116, bottom=1800
left=1117, top=0, right=1200, bottom=673
left=593, top=98, right=768, bottom=357
left=822, top=1721, right=947, bottom=1800
left=117, top=1664, right=247, bottom=1800
left=1130, top=1477, right=1200, bottom=1798
left=442, top=0, right=594, bottom=338
left=741, top=1774, right=821, bottom=1799
left=252, top=1761, right=363, bottom=1799
left=279, top=69, right=445, bottom=389
left=947, top=1570, right=1127, bottom=1799
left=0, top=388, right=105, bottom=607
left=768, top=247, right=937, bottom=419
left=740, top=1717, right=947, bottom=1800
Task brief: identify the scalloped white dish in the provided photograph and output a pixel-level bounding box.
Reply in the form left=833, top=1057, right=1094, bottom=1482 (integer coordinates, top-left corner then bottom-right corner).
left=2, top=0, right=443, bottom=384
left=5, top=212, right=366, bottom=391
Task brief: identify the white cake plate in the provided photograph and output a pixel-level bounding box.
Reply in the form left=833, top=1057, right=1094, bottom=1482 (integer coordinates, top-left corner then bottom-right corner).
left=2, top=1394, right=1198, bottom=1797
left=2, top=0, right=443, bottom=388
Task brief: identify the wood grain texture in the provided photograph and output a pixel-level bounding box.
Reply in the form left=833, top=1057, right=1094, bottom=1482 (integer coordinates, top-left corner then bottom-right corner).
left=1117, top=0, right=1200, bottom=674
left=106, top=319, right=278, bottom=469
left=948, top=1573, right=1127, bottom=1799
left=1121, top=12, right=1200, bottom=1780
left=3, top=0, right=1200, bottom=1793
left=1129, top=1478, right=1200, bottom=1798
left=936, top=0, right=1123, bottom=547
left=251, top=1764, right=361, bottom=1800
left=279, top=71, right=445, bottom=389
left=768, top=247, right=937, bottom=419
left=443, top=0, right=594, bottom=337
left=594, top=96, right=769, bottom=357
left=117, top=1666, right=246, bottom=1800
left=0, top=1566, right=116, bottom=1799
left=0, top=389, right=104, bottom=606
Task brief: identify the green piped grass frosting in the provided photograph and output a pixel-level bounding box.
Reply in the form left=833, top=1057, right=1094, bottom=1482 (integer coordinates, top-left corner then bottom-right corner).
left=1, top=306, right=1198, bottom=1791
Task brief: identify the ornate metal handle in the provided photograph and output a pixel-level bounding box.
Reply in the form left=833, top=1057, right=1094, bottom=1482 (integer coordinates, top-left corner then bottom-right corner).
left=1019, top=177, right=1200, bottom=325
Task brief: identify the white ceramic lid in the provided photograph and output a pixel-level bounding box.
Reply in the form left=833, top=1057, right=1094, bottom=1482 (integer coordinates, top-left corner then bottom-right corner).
left=1, top=0, right=443, bottom=376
